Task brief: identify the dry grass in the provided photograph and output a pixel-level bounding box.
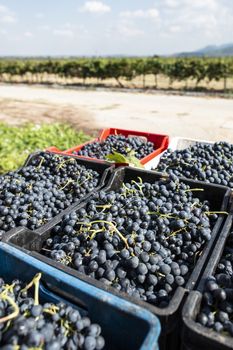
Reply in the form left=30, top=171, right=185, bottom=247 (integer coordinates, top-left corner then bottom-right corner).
left=1, top=73, right=233, bottom=92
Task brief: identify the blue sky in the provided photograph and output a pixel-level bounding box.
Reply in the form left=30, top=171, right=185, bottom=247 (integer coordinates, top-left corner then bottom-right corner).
left=0, top=0, right=232, bottom=56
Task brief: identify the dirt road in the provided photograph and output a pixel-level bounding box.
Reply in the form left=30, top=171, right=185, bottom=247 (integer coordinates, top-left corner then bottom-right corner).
left=0, top=84, right=233, bottom=141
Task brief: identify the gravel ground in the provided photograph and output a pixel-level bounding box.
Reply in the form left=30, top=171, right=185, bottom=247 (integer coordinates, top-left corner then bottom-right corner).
left=0, top=84, right=233, bottom=142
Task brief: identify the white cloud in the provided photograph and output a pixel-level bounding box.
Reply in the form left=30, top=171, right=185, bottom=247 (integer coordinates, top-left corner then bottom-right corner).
left=1, top=15, right=16, bottom=23
left=165, top=0, right=179, bottom=8
left=188, top=14, right=217, bottom=30
left=80, top=1, right=111, bottom=14
left=159, top=0, right=233, bottom=40
left=120, top=8, right=159, bottom=19
left=147, top=9, right=160, bottom=18
left=53, top=29, right=74, bottom=37
left=0, top=4, right=8, bottom=13
left=189, top=0, right=217, bottom=10
left=0, top=4, right=17, bottom=23
left=116, top=20, right=144, bottom=38
left=164, top=0, right=217, bottom=10
left=24, top=31, right=33, bottom=38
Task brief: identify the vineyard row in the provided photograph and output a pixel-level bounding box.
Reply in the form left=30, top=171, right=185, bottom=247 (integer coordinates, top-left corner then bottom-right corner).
left=0, top=57, right=233, bottom=89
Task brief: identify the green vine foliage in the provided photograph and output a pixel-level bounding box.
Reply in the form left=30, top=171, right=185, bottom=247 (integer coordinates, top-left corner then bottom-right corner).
left=0, top=57, right=233, bottom=89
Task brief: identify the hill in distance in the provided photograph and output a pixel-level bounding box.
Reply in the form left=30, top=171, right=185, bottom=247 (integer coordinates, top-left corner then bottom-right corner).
left=174, top=43, right=233, bottom=57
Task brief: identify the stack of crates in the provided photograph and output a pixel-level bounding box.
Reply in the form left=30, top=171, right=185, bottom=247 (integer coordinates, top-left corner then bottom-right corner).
left=1, top=127, right=233, bottom=350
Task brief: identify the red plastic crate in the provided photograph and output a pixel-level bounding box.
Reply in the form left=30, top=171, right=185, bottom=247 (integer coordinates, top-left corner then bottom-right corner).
left=45, top=146, right=62, bottom=153
left=46, top=129, right=169, bottom=168
left=46, top=140, right=108, bottom=164
left=46, top=139, right=97, bottom=155
left=63, top=139, right=98, bottom=156
left=98, top=128, right=169, bottom=166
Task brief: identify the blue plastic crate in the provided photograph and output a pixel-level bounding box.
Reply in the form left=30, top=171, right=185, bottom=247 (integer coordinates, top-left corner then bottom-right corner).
left=0, top=242, right=160, bottom=350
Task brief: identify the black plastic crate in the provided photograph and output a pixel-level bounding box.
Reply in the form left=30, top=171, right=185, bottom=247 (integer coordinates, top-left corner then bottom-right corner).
left=0, top=242, right=161, bottom=350
left=3, top=167, right=231, bottom=350
left=5, top=151, right=114, bottom=234
left=182, top=205, right=233, bottom=350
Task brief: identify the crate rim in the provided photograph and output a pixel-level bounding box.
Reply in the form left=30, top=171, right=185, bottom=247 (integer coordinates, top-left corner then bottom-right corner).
left=181, top=210, right=233, bottom=349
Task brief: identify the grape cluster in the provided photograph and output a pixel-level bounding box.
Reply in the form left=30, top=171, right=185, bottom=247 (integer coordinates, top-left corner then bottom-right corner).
left=75, top=135, right=154, bottom=160
left=197, top=231, right=233, bottom=337
left=0, top=273, right=105, bottom=349
left=42, top=175, right=218, bottom=308
left=157, top=142, right=233, bottom=187
left=0, top=152, right=100, bottom=239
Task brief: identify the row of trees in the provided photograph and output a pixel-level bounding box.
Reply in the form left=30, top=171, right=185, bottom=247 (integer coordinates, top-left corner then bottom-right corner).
left=0, top=57, right=233, bottom=90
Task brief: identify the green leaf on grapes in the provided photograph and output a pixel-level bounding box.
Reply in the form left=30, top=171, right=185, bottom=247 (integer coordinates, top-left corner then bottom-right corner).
left=105, top=151, right=128, bottom=163
left=105, top=151, right=144, bottom=168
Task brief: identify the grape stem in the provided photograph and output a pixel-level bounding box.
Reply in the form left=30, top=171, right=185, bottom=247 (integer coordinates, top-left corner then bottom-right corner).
left=36, top=156, right=45, bottom=170
left=20, top=273, right=42, bottom=305
left=77, top=220, right=129, bottom=249
left=0, top=294, right=19, bottom=323
left=184, top=188, right=204, bottom=192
